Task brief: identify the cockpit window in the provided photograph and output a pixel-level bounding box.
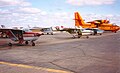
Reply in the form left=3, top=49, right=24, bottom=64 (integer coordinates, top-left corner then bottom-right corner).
left=22, top=28, right=32, bottom=32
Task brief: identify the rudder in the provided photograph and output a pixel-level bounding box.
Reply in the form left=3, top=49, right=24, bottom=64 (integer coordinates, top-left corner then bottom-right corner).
left=74, top=12, right=85, bottom=28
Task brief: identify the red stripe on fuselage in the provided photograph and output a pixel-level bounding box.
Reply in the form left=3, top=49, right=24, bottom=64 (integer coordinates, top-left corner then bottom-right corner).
left=23, top=32, right=35, bottom=37
left=23, top=32, right=41, bottom=37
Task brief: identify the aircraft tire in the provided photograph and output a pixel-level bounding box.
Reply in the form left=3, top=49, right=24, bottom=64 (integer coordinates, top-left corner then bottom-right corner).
left=86, top=36, right=89, bottom=39
left=32, top=42, right=35, bottom=46
left=8, top=43, right=12, bottom=46
left=51, top=33, right=53, bottom=35
left=78, top=36, right=81, bottom=38
left=25, top=41, right=28, bottom=45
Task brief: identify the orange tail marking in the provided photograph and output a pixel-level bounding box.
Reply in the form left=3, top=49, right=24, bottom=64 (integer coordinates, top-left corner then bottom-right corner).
left=74, top=12, right=85, bottom=28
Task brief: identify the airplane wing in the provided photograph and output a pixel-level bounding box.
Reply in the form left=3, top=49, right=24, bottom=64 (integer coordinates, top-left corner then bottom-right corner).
left=59, top=28, right=83, bottom=38
left=63, top=28, right=81, bottom=34
left=86, top=20, right=101, bottom=24
left=0, top=28, right=23, bottom=41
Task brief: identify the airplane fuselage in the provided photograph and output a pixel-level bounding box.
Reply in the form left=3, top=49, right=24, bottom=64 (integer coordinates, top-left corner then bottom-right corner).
left=23, top=32, right=40, bottom=41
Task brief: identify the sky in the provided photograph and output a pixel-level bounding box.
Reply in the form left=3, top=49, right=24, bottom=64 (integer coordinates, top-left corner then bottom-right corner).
left=0, top=0, right=120, bottom=28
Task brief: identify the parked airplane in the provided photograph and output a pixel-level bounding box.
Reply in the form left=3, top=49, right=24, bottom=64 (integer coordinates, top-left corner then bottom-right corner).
left=74, top=12, right=96, bottom=28
left=59, top=26, right=93, bottom=38
left=28, top=26, right=55, bottom=35
left=93, top=20, right=120, bottom=33
left=74, top=12, right=120, bottom=33
left=41, top=27, right=54, bottom=35
left=29, top=27, right=44, bottom=35
left=85, top=28, right=104, bottom=35
left=0, top=27, right=41, bottom=46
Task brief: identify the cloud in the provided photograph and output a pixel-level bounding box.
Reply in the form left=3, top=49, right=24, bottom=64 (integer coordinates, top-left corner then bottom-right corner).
left=0, top=7, right=42, bottom=15
left=0, top=9, right=11, bottom=14
left=66, top=0, right=116, bottom=6
left=16, top=7, right=41, bottom=14
left=0, top=0, right=31, bottom=7
left=1, top=9, right=120, bottom=28
left=41, top=11, right=47, bottom=16
left=0, top=0, right=48, bottom=27
left=54, top=12, right=68, bottom=18
left=0, top=0, right=119, bottom=28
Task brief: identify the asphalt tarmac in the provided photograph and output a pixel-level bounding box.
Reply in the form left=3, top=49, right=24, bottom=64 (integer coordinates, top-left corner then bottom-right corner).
left=0, top=31, right=120, bottom=73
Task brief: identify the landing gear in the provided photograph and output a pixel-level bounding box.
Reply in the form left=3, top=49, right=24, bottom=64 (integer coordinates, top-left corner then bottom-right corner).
left=25, top=41, right=28, bottom=45
left=78, top=35, right=82, bottom=38
left=8, top=43, right=12, bottom=46
left=25, top=41, right=35, bottom=46
left=78, top=32, right=82, bottom=38
left=31, top=41, right=35, bottom=46
left=51, top=33, right=53, bottom=35
left=86, top=36, right=89, bottom=39
left=73, top=35, right=75, bottom=39
left=78, top=36, right=80, bottom=38
left=7, top=41, right=36, bottom=46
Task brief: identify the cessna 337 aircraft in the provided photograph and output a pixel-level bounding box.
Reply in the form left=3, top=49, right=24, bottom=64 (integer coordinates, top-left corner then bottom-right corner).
left=74, top=12, right=120, bottom=33
left=57, top=24, right=93, bottom=38
left=60, top=27, right=93, bottom=38
left=0, top=26, right=41, bottom=46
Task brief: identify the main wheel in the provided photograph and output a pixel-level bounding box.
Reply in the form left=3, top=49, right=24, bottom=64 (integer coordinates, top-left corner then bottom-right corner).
left=25, top=41, right=28, bottom=45
left=51, top=33, right=53, bottom=35
left=32, top=42, right=35, bottom=46
left=86, top=36, right=89, bottom=39
left=8, top=43, right=12, bottom=46
left=78, top=35, right=81, bottom=38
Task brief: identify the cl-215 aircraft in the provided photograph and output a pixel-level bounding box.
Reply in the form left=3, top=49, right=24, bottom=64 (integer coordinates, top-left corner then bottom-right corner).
left=93, top=20, right=120, bottom=33
left=74, top=12, right=120, bottom=33
left=0, top=27, right=41, bottom=46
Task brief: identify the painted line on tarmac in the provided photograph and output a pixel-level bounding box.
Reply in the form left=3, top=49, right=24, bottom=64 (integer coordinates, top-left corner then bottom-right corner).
left=0, top=61, right=73, bottom=73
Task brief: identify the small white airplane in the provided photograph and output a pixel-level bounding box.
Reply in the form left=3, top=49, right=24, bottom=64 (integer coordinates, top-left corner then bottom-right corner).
left=0, top=26, right=41, bottom=46
left=41, top=27, right=54, bottom=35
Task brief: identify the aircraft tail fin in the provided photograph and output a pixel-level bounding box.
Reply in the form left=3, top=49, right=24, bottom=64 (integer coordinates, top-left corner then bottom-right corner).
left=74, top=12, right=85, bottom=28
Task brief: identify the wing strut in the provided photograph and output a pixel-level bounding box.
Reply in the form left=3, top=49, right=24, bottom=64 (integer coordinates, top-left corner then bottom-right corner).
left=9, top=30, right=18, bottom=41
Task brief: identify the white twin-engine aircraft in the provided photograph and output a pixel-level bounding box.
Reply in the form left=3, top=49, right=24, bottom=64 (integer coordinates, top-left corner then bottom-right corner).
left=58, top=26, right=93, bottom=38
